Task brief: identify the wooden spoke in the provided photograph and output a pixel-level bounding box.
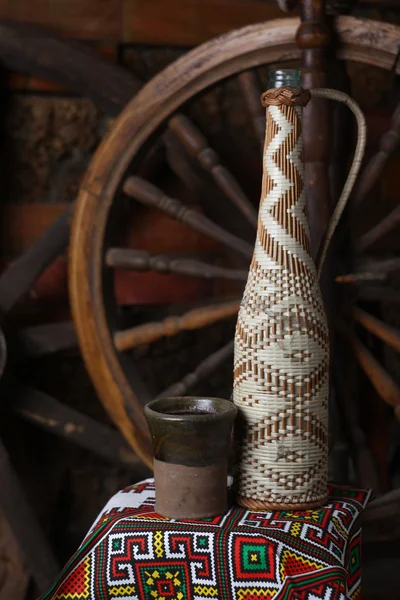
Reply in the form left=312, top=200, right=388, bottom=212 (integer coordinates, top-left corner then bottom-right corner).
left=336, top=273, right=385, bottom=284
left=276, top=0, right=299, bottom=10
left=0, top=435, right=59, bottom=592
left=356, top=204, right=400, bottom=253
left=358, top=285, right=400, bottom=304
left=106, top=248, right=248, bottom=281
left=237, top=71, right=265, bottom=149
left=0, top=21, right=141, bottom=117
left=168, top=114, right=258, bottom=227
left=333, top=368, right=380, bottom=491
left=17, top=321, right=78, bottom=357
left=9, top=383, right=142, bottom=468
left=348, top=330, right=400, bottom=418
left=114, top=299, right=239, bottom=352
left=162, top=129, right=214, bottom=203
left=123, top=176, right=253, bottom=258
left=0, top=327, right=7, bottom=381
left=0, top=204, right=74, bottom=314
left=364, top=488, right=400, bottom=525
left=363, top=488, right=400, bottom=546
left=336, top=257, right=400, bottom=284
left=353, top=307, right=400, bottom=353
left=353, top=103, right=400, bottom=210
left=157, top=340, right=234, bottom=398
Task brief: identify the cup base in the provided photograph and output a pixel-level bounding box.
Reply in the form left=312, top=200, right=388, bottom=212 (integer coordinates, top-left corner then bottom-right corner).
left=154, top=458, right=228, bottom=520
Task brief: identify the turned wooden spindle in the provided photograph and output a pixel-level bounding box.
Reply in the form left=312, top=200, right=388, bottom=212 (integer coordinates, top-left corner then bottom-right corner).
left=106, top=248, right=247, bottom=281
left=237, top=71, right=265, bottom=149
left=168, top=114, right=258, bottom=227
left=356, top=204, right=400, bottom=253
left=353, top=103, right=400, bottom=210
left=353, top=307, right=400, bottom=353
left=114, top=299, right=240, bottom=352
left=336, top=257, right=400, bottom=284
left=334, top=368, right=380, bottom=491
left=348, top=331, right=400, bottom=421
left=123, top=176, right=253, bottom=258
left=157, top=340, right=234, bottom=399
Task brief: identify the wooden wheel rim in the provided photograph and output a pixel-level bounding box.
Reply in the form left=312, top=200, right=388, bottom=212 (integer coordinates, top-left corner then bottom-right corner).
left=69, top=16, right=400, bottom=468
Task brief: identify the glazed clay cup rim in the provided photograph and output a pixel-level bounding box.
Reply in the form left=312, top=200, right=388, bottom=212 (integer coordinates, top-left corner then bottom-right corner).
left=144, top=396, right=237, bottom=423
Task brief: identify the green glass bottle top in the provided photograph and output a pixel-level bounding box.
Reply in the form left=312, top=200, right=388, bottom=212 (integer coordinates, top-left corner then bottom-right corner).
left=267, top=68, right=301, bottom=89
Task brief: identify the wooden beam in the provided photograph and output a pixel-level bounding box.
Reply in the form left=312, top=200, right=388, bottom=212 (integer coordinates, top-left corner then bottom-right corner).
left=0, top=205, right=73, bottom=313
left=123, top=0, right=289, bottom=46
left=8, top=383, right=142, bottom=468
left=0, top=1, right=290, bottom=45
left=7, top=42, right=119, bottom=93
left=0, top=1, right=122, bottom=41
left=0, top=21, right=139, bottom=114
left=0, top=1, right=395, bottom=49
left=17, top=321, right=78, bottom=357
left=0, top=202, right=221, bottom=259
left=0, top=435, right=58, bottom=593
left=0, top=203, right=69, bottom=257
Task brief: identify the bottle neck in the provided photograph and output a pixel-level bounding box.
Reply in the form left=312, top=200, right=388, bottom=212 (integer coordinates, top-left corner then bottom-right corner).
left=267, top=69, right=301, bottom=89
left=261, top=70, right=306, bottom=228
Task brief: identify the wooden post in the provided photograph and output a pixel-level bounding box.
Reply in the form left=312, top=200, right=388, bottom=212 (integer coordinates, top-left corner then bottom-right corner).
left=296, top=0, right=332, bottom=259
left=0, top=436, right=59, bottom=594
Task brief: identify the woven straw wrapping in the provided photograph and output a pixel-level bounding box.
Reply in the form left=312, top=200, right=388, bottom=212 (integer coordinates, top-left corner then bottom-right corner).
left=234, top=98, right=329, bottom=509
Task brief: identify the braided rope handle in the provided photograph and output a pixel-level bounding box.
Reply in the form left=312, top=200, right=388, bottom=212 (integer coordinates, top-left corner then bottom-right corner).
left=310, top=88, right=367, bottom=276
left=261, top=87, right=311, bottom=107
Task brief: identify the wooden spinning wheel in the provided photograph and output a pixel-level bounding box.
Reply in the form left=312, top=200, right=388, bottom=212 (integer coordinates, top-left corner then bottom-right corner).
left=70, top=11, right=400, bottom=500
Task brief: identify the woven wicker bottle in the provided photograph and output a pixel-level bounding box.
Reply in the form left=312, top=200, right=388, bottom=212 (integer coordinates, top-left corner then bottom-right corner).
left=234, top=69, right=330, bottom=510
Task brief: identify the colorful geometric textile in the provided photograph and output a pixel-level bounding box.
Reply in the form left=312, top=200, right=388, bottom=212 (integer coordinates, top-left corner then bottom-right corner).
left=39, top=479, right=370, bottom=600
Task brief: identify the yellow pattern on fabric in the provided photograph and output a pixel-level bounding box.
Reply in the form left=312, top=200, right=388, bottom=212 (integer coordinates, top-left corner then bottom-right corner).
left=135, top=514, right=169, bottom=521
left=280, top=549, right=323, bottom=580
left=286, top=510, right=321, bottom=522
left=193, top=585, right=218, bottom=596
left=290, top=522, right=301, bottom=536
left=332, top=517, right=347, bottom=540
left=167, top=570, right=181, bottom=586
left=349, top=584, right=361, bottom=600
left=109, top=585, right=136, bottom=596
left=145, top=570, right=160, bottom=585
left=238, top=589, right=276, bottom=599
left=55, top=556, right=90, bottom=599
left=154, top=531, right=164, bottom=557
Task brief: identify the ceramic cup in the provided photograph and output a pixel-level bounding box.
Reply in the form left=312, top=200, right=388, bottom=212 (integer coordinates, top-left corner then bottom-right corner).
left=144, top=396, right=237, bottom=519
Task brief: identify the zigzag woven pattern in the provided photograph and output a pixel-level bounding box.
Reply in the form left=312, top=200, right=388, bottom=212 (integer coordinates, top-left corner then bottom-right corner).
left=234, top=94, right=329, bottom=509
